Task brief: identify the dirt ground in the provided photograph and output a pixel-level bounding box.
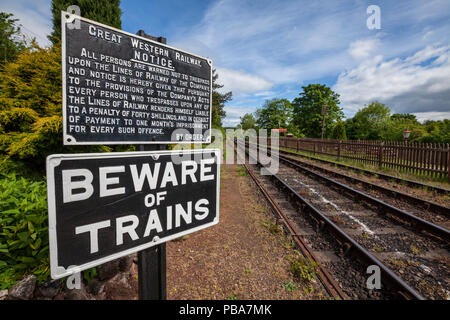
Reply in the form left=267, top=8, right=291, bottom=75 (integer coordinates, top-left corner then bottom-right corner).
left=165, top=163, right=326, bottom=300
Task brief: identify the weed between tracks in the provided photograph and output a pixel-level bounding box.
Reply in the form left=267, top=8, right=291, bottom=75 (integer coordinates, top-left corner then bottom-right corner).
left=288, top=255, right=319, bottom=283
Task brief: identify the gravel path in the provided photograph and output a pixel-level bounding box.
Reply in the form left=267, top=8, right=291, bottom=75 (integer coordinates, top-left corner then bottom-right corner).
left=166, top=163, right=328, bottom=300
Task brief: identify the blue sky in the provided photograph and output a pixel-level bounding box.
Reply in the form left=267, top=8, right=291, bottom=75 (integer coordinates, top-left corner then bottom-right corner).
left=2, top=0, right=450, bottom=126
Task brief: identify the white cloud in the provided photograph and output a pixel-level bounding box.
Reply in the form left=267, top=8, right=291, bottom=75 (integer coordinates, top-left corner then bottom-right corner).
left=215, top=67, right=273, bottom=95
left=223, top=105, right=256, bottom=127
left=334, top=44, right=450, bottom=115
left=413, top=112, right=450, bottom=122
left=348, top=39, right=380, bottom=59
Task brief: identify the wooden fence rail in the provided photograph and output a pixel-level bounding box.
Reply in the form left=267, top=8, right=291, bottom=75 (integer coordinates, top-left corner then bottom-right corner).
left=274, top=137, right=450, bottom=181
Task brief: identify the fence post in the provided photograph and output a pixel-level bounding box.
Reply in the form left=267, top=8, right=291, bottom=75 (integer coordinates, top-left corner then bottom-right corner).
left=338, top=140, right=341, bottom=161
left=378, top=142, right=384, bottom=169
left=296, top=138, right=299, bottom=152
left=313, top=142, right=316, bottom=155
left=447, top=144, right=450, bottom=182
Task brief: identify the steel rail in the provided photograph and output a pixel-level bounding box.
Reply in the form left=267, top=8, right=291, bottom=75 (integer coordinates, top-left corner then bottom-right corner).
left=276, top=152, right=450, bottom=219
left=242, top=161, right=348, bottom=300
left=259, top=143, right=450, bottom=195
left=238, top=142, right=425, bottom=300
left=277, top=154, right=450, bottom=243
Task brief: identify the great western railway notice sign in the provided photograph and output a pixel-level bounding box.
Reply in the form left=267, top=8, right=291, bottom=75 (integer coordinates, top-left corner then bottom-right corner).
left=62, top=12, right=212, bottom=145
left=46, top=149, right=220, bottom=279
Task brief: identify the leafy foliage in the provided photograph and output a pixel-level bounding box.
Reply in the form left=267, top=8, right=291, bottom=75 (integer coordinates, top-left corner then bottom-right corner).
left=345, top=101, right=390, bottom=140
left=292, top=84, right=343, bottom=138
left=0, top=44, right=110, bottom=172
left=345, top=103, right=450, bottom=143
left=239, top=113, right=256, bottom=130
left=256, top=98, right=293, bottom=130
left=0, top=173, right=49, bottom=289
left=288, top=255, right=318, bottom=283
left=331, top=121, right=347, bottom=140
left=0, top=12, right=29, bottom=67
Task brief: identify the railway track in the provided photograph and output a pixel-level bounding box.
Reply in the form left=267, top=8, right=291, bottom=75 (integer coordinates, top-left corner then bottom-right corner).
left=235, top=141, right=450, bottom=299
left=275, top=151, right=450, bottom=223
left=268, top=144, right=450, bottom=196
left=248, top=142, right=450, bottom=235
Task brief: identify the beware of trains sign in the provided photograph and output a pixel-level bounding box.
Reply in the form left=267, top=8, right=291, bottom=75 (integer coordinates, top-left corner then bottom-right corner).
left=46, top=149, right=220, bottom=279
left=62, top=12, right=212, bottom=145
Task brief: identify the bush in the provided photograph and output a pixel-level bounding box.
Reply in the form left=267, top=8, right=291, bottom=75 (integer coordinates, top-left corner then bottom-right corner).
left=0, top=172, right=49, bottom=289
left=0, top=44, right=110, bottom=172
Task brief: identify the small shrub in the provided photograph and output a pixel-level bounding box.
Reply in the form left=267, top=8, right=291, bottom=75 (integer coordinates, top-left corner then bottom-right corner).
left=289, top=256, right=318, bottom=283
left=0, top=172, right=49, bottom=289
left=83, top=267, right=97, bottom=283
left=282, top=281, right=297, bottom=292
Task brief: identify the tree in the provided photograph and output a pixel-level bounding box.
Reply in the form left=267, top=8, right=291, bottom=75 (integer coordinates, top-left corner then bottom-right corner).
left=239, top=113, right=256, bottom=130
left=0, top=12, right=29, bottom=67
left=255, top=98, right=293, bottom=130
left=291, top=84, right=343, bottom=138
left=49, top=0, right=122, bottom=44
left=391, top=113, right=418, bottom=123
left=345, top=101, right=390, bottom=140
left=419, top=119, right=450, bottom=143
left=380, top=113, right=420, bottom=141
left=211, top=69, right=232, bottom=128
left=0, top=44, right=109, bottom=172
left=331, top=121, right=347, bottom=140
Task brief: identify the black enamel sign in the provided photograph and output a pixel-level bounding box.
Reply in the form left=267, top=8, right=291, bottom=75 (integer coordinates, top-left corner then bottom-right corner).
left=62, top=12, right=212, bottom=145
left=46, top=149, right=220, bottom=279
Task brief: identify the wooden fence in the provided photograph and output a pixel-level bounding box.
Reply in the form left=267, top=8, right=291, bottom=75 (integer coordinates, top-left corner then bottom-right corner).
left=273, top=137, right=450, bottom=181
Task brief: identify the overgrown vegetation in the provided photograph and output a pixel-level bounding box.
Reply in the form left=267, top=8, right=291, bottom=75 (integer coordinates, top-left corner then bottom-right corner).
left=288, top=255, right=318, bottom=283
left=0, top=1, right=124, bottom=288
left=0, top=173, right=49, bottom=289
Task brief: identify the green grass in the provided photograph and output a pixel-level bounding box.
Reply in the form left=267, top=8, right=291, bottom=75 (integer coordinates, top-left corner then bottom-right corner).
left=236, top=166, right=249, bottom=176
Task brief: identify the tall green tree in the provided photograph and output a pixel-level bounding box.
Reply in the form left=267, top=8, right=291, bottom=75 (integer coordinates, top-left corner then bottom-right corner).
left=211, top=69, right=232, bottom=128
left=255, top=98, right=293, bottom=130
left=331, top=121, right=347, bottom=140
left=0, top=12, right=29, bottom=67
left=346, top=101, right=390, bottom=140
left=49, top=0, right=122, bottom=44
left=239, top=113, right=256, bottom=130
left=391, top=113, right=418, bottom=123
left=291, top=84, right=343, bottom=138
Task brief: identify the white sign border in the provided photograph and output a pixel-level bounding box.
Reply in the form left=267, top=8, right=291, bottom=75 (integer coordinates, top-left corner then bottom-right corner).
left=61, top=11, right=213, bottom=145
left=46, top=148, right=220, bottom=279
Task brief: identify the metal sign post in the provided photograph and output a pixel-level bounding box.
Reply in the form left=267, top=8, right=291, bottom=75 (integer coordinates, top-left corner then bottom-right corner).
left=137, top=32, right=167, bottom=300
